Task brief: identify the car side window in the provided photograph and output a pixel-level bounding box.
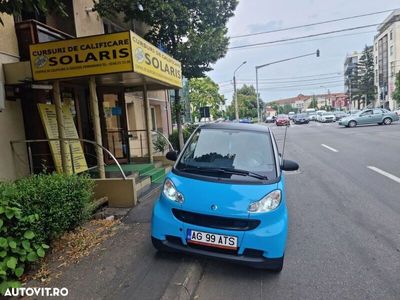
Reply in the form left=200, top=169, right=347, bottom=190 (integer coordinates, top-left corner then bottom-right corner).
left=373, top=109, right=383, bottom=114
left=360, top=110, right=373, bottom=116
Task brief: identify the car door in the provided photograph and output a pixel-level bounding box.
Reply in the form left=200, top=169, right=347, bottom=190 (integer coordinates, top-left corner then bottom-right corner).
left=373, top=109, right=384, bottom=123
left=358, top=110, right=373, bottom=124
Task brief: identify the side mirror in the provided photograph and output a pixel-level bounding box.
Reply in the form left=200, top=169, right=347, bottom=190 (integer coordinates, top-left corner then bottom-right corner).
left=166, top=150, right=178, bottom=161
left=281, top=159, right=299, bottom=171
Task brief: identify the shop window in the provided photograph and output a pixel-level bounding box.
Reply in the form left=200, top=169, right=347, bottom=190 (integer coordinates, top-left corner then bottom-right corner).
left=151, top=107, right=157, bottom=131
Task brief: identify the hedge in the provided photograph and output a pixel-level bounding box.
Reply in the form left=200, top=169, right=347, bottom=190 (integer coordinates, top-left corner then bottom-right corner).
left=0, top=173, right=94, bottom=294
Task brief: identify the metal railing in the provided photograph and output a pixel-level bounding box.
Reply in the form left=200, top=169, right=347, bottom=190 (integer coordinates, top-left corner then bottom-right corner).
left=127, top=129, right=175, bottom=158
left=10, top=138, right=127, bottom=180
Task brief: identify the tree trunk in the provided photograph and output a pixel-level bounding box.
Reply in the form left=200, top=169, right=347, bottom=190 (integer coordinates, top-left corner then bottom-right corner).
left=175, top=89, right=185, bottom=151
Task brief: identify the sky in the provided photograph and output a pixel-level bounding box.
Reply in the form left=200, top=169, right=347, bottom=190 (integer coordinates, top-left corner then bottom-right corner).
left=206, top=0, right=400, bottom=104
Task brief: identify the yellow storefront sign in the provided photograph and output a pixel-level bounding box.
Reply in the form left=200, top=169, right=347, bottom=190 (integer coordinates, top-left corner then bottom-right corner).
left=38, top=103, right=88, bottom=174
left=29, top=31, right=182, bottom=88
left=30, top=32, right=133, bottom=81
left=131, top=32, right=182, bottom=88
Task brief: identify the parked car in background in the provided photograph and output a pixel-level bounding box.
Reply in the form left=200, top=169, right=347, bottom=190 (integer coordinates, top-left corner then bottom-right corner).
left=334, top=111, right=348, bottom=121
left=315, top=110, right=327, bottom=122
left=307, top=111, right=317, bottom=121
left=348, top=110, right=360, bottom=115
left=239, top=118, right=252, bottom=124
left=338, top=108, right=399, bottom=127
left=265, top=116, right=276, bottom=123
left=319, top=112, right=336, bottom=123
left=276, top=114, right=290, bottom=126
left=288, top=112, right=296, bottom=120
left=292, top=113, right=309, bottom=124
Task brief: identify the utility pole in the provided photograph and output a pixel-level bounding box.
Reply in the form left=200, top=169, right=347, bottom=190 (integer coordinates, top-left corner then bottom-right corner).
left=233, top=61, right=247, bottom=121
left=256, top=50, right=320, bottom=122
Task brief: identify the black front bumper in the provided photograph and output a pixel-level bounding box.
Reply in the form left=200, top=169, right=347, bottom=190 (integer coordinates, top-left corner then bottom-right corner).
left=152, top=236, right=283, bottom=270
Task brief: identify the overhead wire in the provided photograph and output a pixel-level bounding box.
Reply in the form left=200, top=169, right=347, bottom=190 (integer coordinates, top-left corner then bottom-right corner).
left=229, top=8, right=397, bottom=39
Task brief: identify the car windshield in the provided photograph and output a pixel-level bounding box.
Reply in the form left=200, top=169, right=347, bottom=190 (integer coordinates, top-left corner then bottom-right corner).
left=323, top=112, right=333, bottom=115
left=297, top=114, right=307, bottom=118
left=176, top=128, right=276, bottom=182
left=277, top=114, right=287, bottom=118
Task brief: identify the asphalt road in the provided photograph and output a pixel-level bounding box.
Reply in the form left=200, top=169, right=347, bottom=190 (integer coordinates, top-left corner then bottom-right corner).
left=45, top=121, right=400, bottom=300
left=193, top=121, right=400, bottom=300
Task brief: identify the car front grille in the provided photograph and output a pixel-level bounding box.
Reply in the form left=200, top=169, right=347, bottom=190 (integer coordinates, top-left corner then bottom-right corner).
left=172, top=209, right=260, bottom=231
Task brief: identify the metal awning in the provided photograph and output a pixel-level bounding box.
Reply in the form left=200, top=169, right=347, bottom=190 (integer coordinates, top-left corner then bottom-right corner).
left=4, top=31, right=182, bottom=90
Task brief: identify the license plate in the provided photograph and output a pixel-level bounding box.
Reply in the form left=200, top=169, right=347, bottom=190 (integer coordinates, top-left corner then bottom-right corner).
left=186, top=229, right=238, bottom=250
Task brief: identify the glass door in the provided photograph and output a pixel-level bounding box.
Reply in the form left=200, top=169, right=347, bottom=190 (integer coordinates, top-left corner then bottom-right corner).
left=99, top=90, right=129, bottom=164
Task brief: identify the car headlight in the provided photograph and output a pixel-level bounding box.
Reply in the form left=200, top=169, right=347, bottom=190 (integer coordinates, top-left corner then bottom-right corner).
left=248, top=190, right=281, bottom=213
left=163, top=178, right=184, bottom=203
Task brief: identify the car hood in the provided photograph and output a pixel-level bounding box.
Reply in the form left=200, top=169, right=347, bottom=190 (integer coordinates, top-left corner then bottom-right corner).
left=168, top=172, right=278, bottom=218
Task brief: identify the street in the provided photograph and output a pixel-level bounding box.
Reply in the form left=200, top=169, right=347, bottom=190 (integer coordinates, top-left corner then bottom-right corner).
left=43, top=122, right=400, bottom=300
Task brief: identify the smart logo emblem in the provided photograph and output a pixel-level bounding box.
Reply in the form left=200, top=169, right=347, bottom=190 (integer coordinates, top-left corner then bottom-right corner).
left=211, top=204, right=218, bottom=211
left=135, top=47, right=145, bottom=63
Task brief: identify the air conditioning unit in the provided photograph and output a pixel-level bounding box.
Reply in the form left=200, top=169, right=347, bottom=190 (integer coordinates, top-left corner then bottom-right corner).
left=0, top=82, right=5, bottom=111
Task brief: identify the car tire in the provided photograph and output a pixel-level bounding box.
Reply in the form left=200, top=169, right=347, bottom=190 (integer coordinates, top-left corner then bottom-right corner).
left=383, top=117, right=392, bottom=125
left=348, top=120, right=357, bottom=128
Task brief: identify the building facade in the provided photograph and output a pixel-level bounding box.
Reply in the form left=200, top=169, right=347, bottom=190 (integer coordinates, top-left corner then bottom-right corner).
left=374, top=9, right=400, bottom=110
left=344, top=51, right=362, bottom=109
left=0, top=4, right=176, bottom=181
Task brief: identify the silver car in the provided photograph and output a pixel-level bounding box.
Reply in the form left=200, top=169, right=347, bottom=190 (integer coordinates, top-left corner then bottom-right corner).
left=338, top=108, right=399, bottom=127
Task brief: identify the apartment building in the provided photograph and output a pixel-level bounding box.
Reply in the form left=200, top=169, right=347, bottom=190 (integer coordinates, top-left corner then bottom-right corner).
left=374, top=9, right=400, bottom=110
left=344, top=51, right=362, bottom=108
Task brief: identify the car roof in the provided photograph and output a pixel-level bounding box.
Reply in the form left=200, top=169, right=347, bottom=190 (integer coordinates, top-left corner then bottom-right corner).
left=199, top=122, right=271, bottom=133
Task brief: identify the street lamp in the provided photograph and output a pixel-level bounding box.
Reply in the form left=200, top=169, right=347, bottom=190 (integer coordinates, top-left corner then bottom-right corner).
left=233, top=61, right=247, bottom=121
left=256, top=50, right=320, bottom=123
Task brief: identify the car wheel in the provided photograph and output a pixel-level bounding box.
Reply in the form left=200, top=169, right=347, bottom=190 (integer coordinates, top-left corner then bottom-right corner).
left=348, top=120, right=357, bottom=128
left=383, top=117, right=392, bottom=125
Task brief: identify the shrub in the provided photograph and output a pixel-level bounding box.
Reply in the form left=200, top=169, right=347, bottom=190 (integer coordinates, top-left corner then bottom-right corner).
left=153, top=134, right=168, bottom=153
left=0, top=173, right=94, bottom=293
left=14, top=173, right=94, bottom=242
left=0, top=183, right=48, bottom=293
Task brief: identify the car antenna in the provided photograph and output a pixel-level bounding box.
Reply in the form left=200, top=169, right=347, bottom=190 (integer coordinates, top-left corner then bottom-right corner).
left=281, top=125, right=289, bottom=163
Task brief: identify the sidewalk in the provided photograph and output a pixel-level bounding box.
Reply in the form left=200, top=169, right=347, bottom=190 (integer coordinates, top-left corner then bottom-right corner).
left=25, top=190, right=200, bottom=300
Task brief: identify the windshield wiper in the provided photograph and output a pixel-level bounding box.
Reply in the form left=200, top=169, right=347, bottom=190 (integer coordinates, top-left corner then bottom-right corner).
left=179, top=165, right=268, bottom=180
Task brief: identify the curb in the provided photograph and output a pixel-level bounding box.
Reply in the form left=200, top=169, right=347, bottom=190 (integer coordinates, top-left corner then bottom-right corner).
left=160, top=259, right=203, bottom=300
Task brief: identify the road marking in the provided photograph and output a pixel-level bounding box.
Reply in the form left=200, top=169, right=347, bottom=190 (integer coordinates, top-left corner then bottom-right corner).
left=367, top=166, right=400, bottom=184
left=321, top=144, right=338, bottom=152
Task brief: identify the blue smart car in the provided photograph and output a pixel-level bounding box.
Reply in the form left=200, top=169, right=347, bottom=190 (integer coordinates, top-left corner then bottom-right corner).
left=151, top=123, right=299, bottom=271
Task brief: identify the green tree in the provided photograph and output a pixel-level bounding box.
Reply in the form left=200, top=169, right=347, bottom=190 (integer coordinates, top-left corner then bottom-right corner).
left=0, top=0, right=66, bottom=25
left=309, top=95, right=318, bottom=109
left=282, top=104, right=293, bottom=114
left=189, top=77, right=225, bottom=121
left=95, top=0, right=238, bottom=150
left=226, top=85, right=264, bottom=119
left=350, top=45, right=374, bottom=109
left=357, top=45, right=375, bottom=106
left=392, top=71, right=400, bottom=106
